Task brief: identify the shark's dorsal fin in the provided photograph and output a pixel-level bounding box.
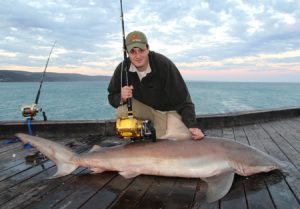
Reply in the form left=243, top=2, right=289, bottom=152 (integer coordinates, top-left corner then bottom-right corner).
left=202, top=171, right=235, bottom=202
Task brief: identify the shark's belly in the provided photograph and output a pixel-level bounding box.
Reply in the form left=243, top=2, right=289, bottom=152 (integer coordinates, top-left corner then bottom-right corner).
left=110, top=157, right=232, bottom=178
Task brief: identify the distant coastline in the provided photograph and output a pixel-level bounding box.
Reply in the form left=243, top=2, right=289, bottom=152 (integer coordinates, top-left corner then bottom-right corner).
left=0, top=70, right=111, bottom=82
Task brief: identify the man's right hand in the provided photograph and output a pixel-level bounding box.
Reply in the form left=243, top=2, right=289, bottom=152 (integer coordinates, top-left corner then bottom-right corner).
left=121, top=85, right=134, bottom=102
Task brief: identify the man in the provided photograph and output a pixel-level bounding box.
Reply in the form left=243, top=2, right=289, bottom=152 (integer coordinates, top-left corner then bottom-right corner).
left=108, top=31, right=204, bottom=140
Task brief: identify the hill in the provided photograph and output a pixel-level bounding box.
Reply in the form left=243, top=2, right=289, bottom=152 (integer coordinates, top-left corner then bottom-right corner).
left=0, top=70, right=111, bottom=82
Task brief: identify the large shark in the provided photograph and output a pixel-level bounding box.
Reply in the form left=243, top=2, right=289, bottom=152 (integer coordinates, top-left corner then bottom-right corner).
left=16, top=132, right=285, bottom=202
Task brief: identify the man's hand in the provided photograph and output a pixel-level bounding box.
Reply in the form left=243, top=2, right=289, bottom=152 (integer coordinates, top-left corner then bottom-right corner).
left=189, top=128, right=205, bottom=140
left=121, top=85, right=134, bottom=102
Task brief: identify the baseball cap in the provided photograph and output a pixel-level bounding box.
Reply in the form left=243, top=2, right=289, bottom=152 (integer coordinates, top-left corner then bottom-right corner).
left=125, top=31, right=148, bottom=52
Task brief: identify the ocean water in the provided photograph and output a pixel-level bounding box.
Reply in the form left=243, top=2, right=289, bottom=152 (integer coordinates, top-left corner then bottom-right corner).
left=0, top=81, right=300, bottom=121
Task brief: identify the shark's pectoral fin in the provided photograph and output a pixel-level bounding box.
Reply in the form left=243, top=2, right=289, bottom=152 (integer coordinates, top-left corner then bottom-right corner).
left=50, top=163, right=78, bottom=179
left=119, top=171, right=140, bottom=179
left=90, top=167, right=106, bottom=174
left=202, top=171, right=235, bottom=203
left=88, top=145, right=103, bottom=153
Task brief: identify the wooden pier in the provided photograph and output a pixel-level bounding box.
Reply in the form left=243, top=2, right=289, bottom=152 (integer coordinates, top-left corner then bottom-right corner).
left=0, top=108, right=300, bottom=209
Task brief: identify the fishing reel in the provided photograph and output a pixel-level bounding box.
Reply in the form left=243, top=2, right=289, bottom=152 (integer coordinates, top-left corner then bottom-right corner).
left=21, top=104, right=40, bottom=118
left=116, top=117, right=156, bottom=142
left=21, top=104, right=47, bottom=121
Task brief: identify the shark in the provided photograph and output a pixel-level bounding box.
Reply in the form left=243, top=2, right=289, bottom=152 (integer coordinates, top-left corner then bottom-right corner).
left=16, top=132, right=285, bottom=202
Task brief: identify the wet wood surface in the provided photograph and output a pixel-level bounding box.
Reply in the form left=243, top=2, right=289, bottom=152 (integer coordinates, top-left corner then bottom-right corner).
left=1, top=116, right=300, bottom=209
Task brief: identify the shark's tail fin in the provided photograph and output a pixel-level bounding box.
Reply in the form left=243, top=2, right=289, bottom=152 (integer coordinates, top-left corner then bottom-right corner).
left=16, top=133, right=78, bottom=178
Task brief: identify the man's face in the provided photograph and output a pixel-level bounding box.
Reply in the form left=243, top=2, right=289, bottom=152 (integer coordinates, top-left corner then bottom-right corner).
left=128, top=47, right=149, bottom=71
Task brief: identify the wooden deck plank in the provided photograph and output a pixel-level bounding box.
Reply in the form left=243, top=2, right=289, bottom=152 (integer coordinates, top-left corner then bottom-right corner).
left=243, top=124, right=269, bottom=153
left=262, top=122, right=300, bottom=170
left=0, top=142, right=22, bottom=155
left=0, top=140, right=85, bottom=194
left=192, top=127, right=223, bottom=209
left=107, top=175, right=155, bottom=209
left=0, top=116, right=300, bottom=208
left=133, top=176, right=178, bottom=209
left=190, top=180, right=219, bottom=209
left=220, top=127, right=250, bottom=208
left=242, top=125, right=279, bottom=209
left=0, top=161, right=55, bottom=194
left=0, top=137, right=74, bottom=174
left=265, top=171, right=300, bottom=209
left=233, top=126, right=250, bottom=145
left=220, top=127, right=248, bottom=209
left=222, top=127, right=234, bottom=140
left=80, top=175, right=135, bottom=209
left=271, top=120, right=300, bottom=153
left=285, top=117, right=300, bottom=134
left=0, top=142, right=89, bottom=209
left=243, top=173, right=275, bottom=209
left=1, top=168, right=89, bottom=209
left=159, top=178, right=197, bottom=209
left=260, top=121, right=300, bottom=203
left=220, top=176, right=247, bottom=209
left=246, top=120, right=300, bottom=207
left=51, top=172, right=116, bottom=209
left=205, top=128, right=223, bottom=138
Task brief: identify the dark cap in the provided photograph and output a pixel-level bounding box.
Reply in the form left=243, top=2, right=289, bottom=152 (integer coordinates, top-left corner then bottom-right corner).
left=125, top=31, right=148, bottom=52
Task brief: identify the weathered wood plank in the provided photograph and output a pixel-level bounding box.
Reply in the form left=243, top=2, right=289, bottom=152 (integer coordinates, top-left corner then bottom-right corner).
left=51, top=172, right=116, bottom=209
left=244, top=173, right=275, bottom=209
left=285, top=117, right=300, bottom=134
left=262, top=122, right=300, bottom=170
left=161, top=178, right=197, bottom=209
left=190, top=127, right=223, bottom=209
left=107, top=175, right=155, bottom=209
left=205, top=128, right=223, bottom=138
left=0, top=161, right=55, bottom=194
left=220, top=176, right=247, bottom=209
left=0, top=141, right=22, bottom=155
left=80, top=175, right=134, bottom=209
left=245, top=121, right=300, bottom=205
left=271, top=120, right=300, bottom=153
left=260, top=121, right=300, bottom=202
left=0, top=117, right=299, bottom=209
left=1, top=167, right=88, bottom=209
left=190, top=180, right=219, bottom=209
left=134, top=176, right=178, bottom=209
left=265, top=171, right=300, bottom=209
left=222, top=127, right=234, bottom=140
left=243, top=124, right=268, bottom=153
left=232, top=126, right=249, bottom=145
left=243, top=125, right=278, bottom=209
left=0, top=140, right=89, bottom=208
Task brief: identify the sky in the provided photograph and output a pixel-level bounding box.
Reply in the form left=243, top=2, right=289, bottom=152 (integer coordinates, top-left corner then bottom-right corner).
left=1, top=0, right=300, bottom=82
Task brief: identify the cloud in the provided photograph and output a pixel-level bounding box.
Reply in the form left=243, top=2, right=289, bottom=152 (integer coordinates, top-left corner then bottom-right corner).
left=0, top=0, right=299, bottom=82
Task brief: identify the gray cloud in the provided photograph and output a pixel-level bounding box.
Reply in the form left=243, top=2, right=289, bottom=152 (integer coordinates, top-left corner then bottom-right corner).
left=0, top=0, right=299, bottom=81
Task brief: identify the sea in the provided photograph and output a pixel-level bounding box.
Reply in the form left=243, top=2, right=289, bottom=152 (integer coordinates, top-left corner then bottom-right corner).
left=1, top=81, right=300, bottom=121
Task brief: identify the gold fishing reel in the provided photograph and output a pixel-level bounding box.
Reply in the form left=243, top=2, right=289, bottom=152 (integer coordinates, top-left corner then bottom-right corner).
left=116, top=117, right=156, bottom=141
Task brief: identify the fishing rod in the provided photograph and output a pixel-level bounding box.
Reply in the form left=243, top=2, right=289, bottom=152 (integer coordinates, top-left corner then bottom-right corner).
left=116, top=0, right=156, bottom=141
left=119, top=0, right=133, bottom=117
left=21, top=41, right=56, bottom=120
left=119, top=1, right=135, bottom=119
left=35, top=41, right=56, bottom=105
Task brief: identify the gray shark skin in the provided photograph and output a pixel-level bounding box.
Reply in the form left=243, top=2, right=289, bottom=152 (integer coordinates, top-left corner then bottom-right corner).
left=16, top=133, right=285, bottom=202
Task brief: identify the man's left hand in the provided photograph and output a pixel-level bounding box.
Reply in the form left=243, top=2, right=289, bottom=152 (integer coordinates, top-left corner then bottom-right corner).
left=189, top=128, right=205, bottom=140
